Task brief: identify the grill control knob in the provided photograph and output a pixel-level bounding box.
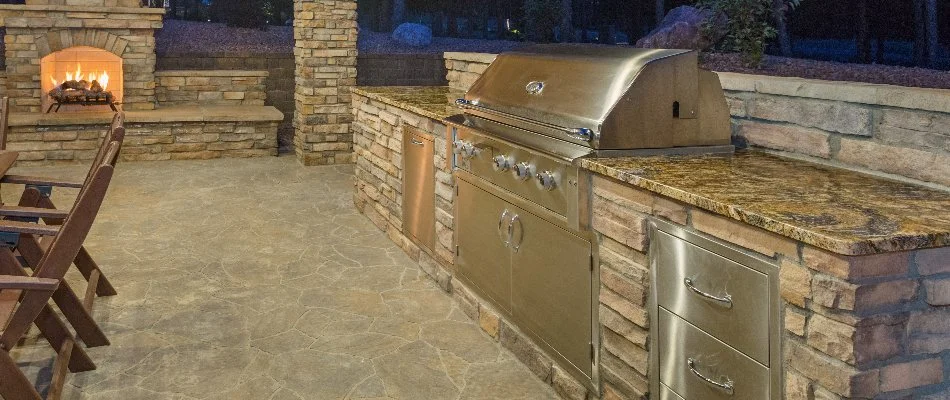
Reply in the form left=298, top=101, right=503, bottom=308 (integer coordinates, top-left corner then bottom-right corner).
left=493, top=155, right=513, bottom=171
left=453, top=140, right=479, bottom=159
left=537, top=171, right=557, bottom=191
left=513, top=162, right=533, bottom=181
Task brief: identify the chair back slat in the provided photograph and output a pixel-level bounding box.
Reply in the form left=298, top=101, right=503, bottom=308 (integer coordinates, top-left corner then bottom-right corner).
left=81, top=112, right=125, bottom=189
left=34, top=141, right=120, bottom=281
left=0, top=97, right=9, bottom=151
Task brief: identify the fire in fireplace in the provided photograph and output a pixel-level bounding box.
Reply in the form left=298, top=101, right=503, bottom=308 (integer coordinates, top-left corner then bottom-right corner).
left=41, top=46, right=123, bottom=113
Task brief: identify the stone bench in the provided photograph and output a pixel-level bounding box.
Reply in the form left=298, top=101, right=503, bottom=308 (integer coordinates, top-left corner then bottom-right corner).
left=8, top=105, right=283, bottom=163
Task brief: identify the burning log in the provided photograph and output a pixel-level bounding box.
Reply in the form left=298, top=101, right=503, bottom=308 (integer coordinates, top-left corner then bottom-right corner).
left=47, top=79, right=116, bottom=113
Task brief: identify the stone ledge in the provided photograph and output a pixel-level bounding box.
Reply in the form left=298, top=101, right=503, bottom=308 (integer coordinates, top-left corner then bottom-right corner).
left=155, top=70, right=270, bottom=78
left=444, top=52, right=497, bottom=64
left=0, top=4, right=166, bottom=14
left=717, top=72, right=950, bottom=114
left=10, top=105, right=284, bottom=126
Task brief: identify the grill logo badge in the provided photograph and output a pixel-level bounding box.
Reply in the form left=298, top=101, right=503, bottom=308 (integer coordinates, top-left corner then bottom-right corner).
left=525, top=81, right=545, bottom=95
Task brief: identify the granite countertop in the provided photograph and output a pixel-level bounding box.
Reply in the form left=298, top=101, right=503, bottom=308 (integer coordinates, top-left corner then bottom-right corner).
left=352, top=86, right=464, bottom=122
left=581, top=151, right=950, bottom=255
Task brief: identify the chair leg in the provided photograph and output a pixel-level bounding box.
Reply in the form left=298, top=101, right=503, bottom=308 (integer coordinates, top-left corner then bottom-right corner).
left=16, top=237, right=109, bottom=348
left=46, top=338, right=73, bottom=400
left=50, top=282, right=110, bottom=348
left=29, top=196, right=118, bottom=298
left=0, top=349, right=43, bottom=400
left=32, top=307, right=95, bottom=373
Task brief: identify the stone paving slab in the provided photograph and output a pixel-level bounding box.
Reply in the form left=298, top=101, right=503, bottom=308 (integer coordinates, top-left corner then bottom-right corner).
left=4, top=156, right=558, bottom=400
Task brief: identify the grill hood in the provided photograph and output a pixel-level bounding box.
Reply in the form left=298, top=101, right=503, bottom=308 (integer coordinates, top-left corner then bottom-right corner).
left=457, top=44, right=732, bottom=156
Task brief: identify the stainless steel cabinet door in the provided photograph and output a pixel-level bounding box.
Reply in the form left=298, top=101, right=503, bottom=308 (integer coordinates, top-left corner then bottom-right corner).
left=403, top=129, right=436, bottom=251
left=456, top=179, right=514, bottom=312
left=509, top=208, right=593, bottom=378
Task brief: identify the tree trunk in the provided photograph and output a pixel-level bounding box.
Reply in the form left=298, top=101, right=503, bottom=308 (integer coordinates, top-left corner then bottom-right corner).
left=856, top=0, right=871, bottom=63
left=914, top=0, right=927, bottom=66
left=655, top=0, right=665, bottom=27
left=772, top=0, right=792, bottom=56
left=560, top=0, right=573, bottom=42
left=925, top=0, right=939, bottom=68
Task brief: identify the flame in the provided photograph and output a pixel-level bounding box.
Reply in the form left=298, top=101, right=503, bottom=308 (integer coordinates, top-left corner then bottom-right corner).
left=50, top=63, right=110, bottom=91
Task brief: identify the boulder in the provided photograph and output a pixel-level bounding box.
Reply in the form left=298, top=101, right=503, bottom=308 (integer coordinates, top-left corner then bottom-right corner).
left=635, top=6, right=726, bottom=51
left=392, top=23, right=433, bottom=48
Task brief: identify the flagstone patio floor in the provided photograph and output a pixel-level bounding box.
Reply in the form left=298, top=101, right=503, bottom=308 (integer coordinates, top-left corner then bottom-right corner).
left=5, top=156, right=558, bottom=400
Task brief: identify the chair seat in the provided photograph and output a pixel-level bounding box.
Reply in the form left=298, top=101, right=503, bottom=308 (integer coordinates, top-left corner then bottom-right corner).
left=0, top=289, right=21, bottom=330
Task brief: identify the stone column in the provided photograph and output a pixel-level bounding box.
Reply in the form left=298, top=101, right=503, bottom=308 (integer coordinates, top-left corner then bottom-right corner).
left=293, top=0, right=358, bottom=166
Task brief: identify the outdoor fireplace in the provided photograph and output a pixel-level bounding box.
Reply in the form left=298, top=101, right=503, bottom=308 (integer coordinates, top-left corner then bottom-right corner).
left=41, top=46, right=123, bottom=113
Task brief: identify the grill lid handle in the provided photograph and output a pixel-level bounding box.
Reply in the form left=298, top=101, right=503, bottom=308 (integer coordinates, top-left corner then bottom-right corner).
left=456, top=99, right=596, bottom=143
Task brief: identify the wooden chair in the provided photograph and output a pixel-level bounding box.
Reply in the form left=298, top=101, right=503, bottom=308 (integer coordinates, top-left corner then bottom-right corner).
left=0, top=141, right=121, bottom=400
left=0, top=114, right=125, bottom=348
left=2, top=112, right=125, bottom=300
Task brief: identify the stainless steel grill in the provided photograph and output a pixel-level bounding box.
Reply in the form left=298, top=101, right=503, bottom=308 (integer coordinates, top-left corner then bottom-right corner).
left=449, top=44, right=734, bottom=393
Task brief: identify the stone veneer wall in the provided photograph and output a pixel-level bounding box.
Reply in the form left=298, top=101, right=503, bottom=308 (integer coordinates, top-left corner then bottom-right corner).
left=357, top=53, right=448, bottom=86
left=444, top=52, right=495, bottom=91
left=155, top=70, right=268, bottom=107
left=8, top=119, right=279, bottom=164
left=0, top=4, right=164, bottom=112
left=591, top=174, right=950, bottom=399
left=443, top=52, right=950, bottom=189
left=293, top=0, right=358, bottom=166
left=351, top=91, right=593, bottom=400
left=156, top=52, right=296, bottom=152
left=720, top=73, right=950, bottom=188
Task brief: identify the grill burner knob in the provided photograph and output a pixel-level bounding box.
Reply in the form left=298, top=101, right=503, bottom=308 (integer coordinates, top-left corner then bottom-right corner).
left=493, top=155, right=513, bottom=171
left=537, top=171, right=557, bottom=191
left=513, top=162, right=533, bottom=181
left=453, top=140, right=479, bottom=159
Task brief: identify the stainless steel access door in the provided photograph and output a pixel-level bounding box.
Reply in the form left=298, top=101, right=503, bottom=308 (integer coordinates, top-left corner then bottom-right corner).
left=455, top=178, right=514, bottom=312
left=509, top=206, right=594, bottom=379
left=403, top=128, right=436, bottom=251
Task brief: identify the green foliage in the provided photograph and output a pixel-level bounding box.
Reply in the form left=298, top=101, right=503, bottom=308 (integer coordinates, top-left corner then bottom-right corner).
left=698, top=0, right=777, bottom=68
left=524, top=0, right=563, bottom=42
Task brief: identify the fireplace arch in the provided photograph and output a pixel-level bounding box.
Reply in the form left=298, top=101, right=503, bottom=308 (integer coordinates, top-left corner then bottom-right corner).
left=40, top=46, right=124, bottom=113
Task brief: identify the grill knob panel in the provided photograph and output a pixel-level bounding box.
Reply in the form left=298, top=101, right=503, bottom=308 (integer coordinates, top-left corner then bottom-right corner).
left=453, top=140, right=479, bottom=159
left=537, top=171, right=557, bottom=191
left=493, top=155, right=513, bottom=171
left=513, top=162, right=533, bottom=181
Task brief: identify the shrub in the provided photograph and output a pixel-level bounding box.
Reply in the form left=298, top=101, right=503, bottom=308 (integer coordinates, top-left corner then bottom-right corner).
left=524, top=0, right=563, bottom=42
left=698, top=0, right=776, bottom=67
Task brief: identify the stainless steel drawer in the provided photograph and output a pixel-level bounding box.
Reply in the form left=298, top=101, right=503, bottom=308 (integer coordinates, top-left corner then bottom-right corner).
left=659, top=383, right=686, bottom=400
left=653, top=229, right=770, bottom=365
left=658, top=308, right=769, bottom=400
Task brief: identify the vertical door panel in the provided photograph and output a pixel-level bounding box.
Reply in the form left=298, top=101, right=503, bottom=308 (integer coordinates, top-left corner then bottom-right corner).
left=455, top=179, right=513, bottom=312
left=402, top=129, right=436, bottom=251
left=510, top=209, right=593, bottom=378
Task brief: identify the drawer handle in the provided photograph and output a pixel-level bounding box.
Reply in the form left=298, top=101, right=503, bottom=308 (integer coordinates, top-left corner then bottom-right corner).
left=410, top=139, right=425, bottom=146
left=687, top=358, right=735, bottom=395
left=684, top=278, right=733, bottom=308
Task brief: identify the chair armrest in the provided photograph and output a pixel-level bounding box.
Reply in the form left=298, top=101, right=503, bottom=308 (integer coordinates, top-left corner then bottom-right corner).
left=1, top=175, right=84, bottom=189
left=0, top=276, right=59, bottom=291
left=0, top=220, right=59, bottom=236
left=0, top=206, right=69, bottom=220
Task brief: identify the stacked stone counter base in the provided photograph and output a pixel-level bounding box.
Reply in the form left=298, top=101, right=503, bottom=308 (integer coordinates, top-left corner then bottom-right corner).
left=351, top=87, right=595, bottom=400
left=591, top=174, right=950, bottom=399
left=8, top=106, right=283, bottom=164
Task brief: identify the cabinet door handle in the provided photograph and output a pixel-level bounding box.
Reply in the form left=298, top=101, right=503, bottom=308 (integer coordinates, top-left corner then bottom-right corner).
left=687, top=358, right=734, bottom=395
left=410, top=138, right=425, bottom=146
left=499, top=209, right=511, bottom=247
left=509, top=214, right=522, bottom=252
left=684, top=277, right=733, bottom=308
